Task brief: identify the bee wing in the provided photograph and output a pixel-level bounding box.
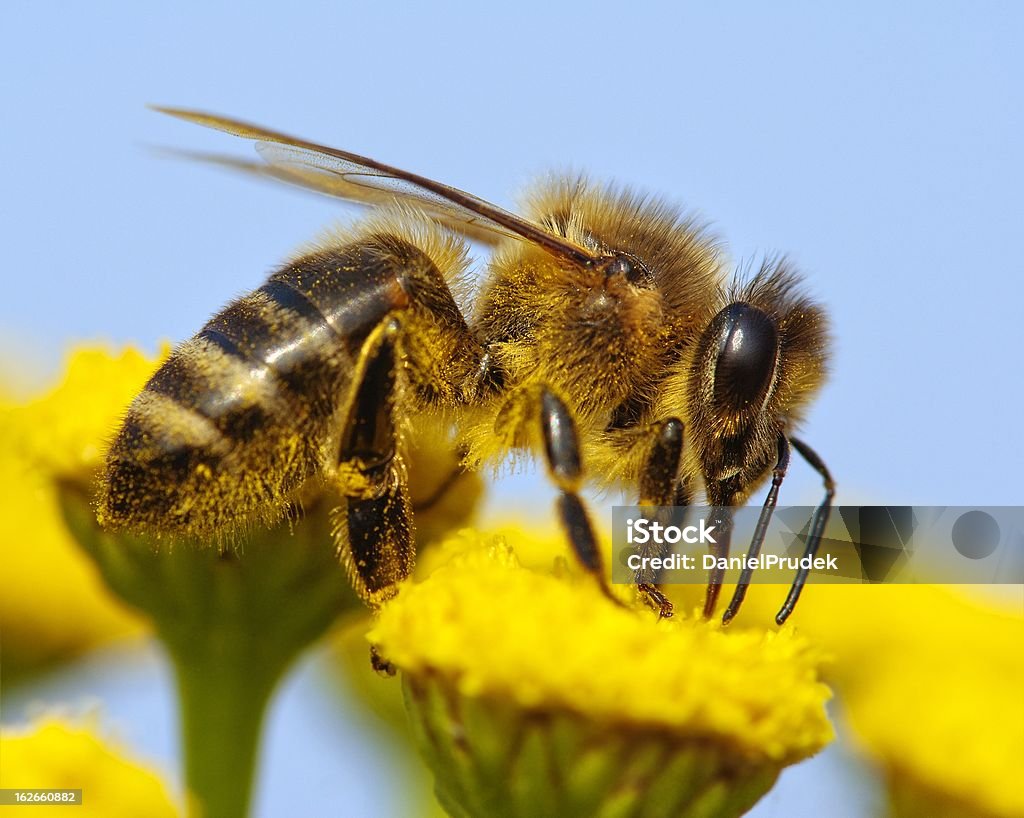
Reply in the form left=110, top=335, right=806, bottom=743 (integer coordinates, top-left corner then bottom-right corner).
left=255, top=141, right=522, bottom=246
left=153, top=107, right=599, bottom=265
left=150, top=146, right=509, bottom=247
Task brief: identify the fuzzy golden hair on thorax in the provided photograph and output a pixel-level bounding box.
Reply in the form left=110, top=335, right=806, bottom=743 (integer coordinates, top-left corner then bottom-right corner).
left=521, top=175, right=726, bottom=337
left=473, top=176, right=726, bottom=426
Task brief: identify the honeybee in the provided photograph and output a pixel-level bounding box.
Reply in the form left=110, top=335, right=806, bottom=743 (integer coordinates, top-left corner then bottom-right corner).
left=100, top=108, right=833, bottom=626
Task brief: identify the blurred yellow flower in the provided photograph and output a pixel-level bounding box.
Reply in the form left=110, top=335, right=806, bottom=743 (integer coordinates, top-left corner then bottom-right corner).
left=0, top=345, right=166, bottom=678
left=729, top=581, right=1024, bottom=818
left=0, top=718, right=181, bottom=817
left=370, top=529, right=833, bottom=817
left=830, top=587, right=1021, bottom=818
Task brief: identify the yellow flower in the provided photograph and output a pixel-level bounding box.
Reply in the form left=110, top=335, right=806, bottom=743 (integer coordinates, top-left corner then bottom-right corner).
left=3, top=345, right=169, bottom=474
left=723, top=580, right=1023, bottom=818
left=850, top=653, right=1024, bottom=818
left=402, top=414, right=486, bottom=548
left=0, top=345, right=164, bottom=678
left=5, top=340, right=485, bottom=818
left=0, top=717, right=181, bottom=817
left=831, top=587, right=1022, bottom=818
left=369, top=528, right=833, bottom=818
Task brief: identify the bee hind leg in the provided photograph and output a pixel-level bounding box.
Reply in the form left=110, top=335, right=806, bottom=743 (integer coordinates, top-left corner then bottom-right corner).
left=331, top=319, right=414, bottom=617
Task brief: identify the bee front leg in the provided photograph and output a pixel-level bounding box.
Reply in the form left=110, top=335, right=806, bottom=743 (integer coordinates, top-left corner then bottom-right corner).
left=702, top=482, right=738, bottom=619
left=774, top=437, right=835, bottom=625
left=536, top=388, right=623, bottom=607
left=722, top=433, right=791, bottom=624
left=331, top=319, right=413, bottom=620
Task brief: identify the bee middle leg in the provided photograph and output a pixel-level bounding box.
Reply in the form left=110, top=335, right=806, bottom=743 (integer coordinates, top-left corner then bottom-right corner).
left=533, top=388, right=623, bottom=606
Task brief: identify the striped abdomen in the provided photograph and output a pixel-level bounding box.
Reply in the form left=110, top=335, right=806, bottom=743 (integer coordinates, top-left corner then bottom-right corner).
left=100, top=239, right=410, bottom=536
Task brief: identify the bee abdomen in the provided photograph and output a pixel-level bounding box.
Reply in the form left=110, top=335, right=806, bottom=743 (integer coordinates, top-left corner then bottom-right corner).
left=101, top=278, right=352, bottom=535
left=268, top=239, right=411, bottom=342
left=100, top=239, right=421, bottom=536
left=101, top=327, right=327, bottom=535
left=201, top=279, right=351, bottom=421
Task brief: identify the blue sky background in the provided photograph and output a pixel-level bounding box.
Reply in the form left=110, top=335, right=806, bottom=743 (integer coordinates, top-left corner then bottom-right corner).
left=2, top=2, right=1021, bottom=816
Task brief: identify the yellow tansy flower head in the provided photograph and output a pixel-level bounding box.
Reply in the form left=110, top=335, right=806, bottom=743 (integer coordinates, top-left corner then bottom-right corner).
left=0, top=718, right=182, bottom=817
left=0, top=345, right=165, bottom=677
left=840, top=588, right=1023, bottom=818
left=370, top=529, right=834, bottom=818
left=737, top=582, right=1024, bottom=818
left=3, top=344, right=169, bottom=475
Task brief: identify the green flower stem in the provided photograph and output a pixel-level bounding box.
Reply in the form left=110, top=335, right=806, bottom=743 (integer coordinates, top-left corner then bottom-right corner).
left=58, top=481, right=361, bottom=818
left=168, top=629, right=281, bottom=818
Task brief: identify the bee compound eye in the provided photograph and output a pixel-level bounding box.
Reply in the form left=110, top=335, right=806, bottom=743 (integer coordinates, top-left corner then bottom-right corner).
left=712, top=302, right=780, bottom=412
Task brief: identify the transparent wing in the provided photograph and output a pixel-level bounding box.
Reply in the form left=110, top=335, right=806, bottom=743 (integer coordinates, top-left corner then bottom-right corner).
left=152, top=107, right=599, bottom=264
left=255, top=142, right=520, bottom=246
left=149, top=146, right=507, bottom=246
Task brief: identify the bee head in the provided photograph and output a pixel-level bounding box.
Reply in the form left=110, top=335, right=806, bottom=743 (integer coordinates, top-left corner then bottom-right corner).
left=682, top=260, right=831, bottom=481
